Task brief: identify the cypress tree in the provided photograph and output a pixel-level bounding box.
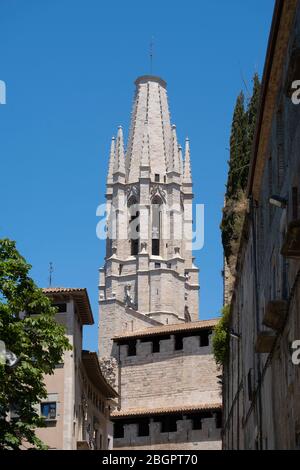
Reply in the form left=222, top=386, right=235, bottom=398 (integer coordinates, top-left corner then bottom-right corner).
left=222, top=74, right=261, bottom=265
left=226, top=92, right=248, bottom=198
left=245, top=73, right=261, bottom=173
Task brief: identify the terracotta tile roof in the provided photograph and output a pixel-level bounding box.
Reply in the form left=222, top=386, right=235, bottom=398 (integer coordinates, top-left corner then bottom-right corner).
left=42, top=287, right=94, bottom=325
left=113, top=318, right=219, bottom=341
left=43, top=287, right=87, bottom=293
left=82, top=351, right=118, bottom=399
left=111, top=402, right=222, bottom=419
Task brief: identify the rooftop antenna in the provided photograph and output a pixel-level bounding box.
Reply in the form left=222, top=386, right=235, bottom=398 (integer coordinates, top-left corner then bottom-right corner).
left=49, top=262, right=53, bottom=287
left=150, top=36, right=154, bottom=75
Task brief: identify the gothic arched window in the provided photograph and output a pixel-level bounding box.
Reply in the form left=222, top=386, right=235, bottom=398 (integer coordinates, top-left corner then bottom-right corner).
left=152, top=195, right=162, bottom=256
left=128, top=197, right=139, bottom=256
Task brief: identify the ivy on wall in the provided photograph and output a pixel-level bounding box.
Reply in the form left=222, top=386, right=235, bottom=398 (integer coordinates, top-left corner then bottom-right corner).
left=212, top=305, right=230, bottom=366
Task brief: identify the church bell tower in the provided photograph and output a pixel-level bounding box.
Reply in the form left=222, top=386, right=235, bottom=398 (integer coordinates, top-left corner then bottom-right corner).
left=99, top=76, right=200, bottom=357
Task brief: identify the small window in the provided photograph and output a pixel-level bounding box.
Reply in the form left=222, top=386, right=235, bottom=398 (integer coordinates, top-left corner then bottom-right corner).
left=155, top=262, right=161, bottom=269
left=215, top=411, right=222, bottom=429
left=200, top=331, right=209, bottom=347
left=131, top=239, right=139, bottom=256
left=41, top=402, right=57, bottom=420
left=152, top=239, right=160, bottom=256
left=192, top=416, right=202, bottom=430
left=129, top=209, right=140, bottom=256
left=113, top=422, right=124, bottom=439
left=175, top=335, right=183, bottom=351
left=152, top=339, right=160, bottom=353
left=53, top=303, right=67, bottom=313
left=167, top=263, right=171, bottom=269
left=119, top=264, right=123, bottom=275
left=164, top=175, right=166, bottom=183
left=138, top=419, right=150, bottom=437
left=161, top=416, right=178, bottom=433
left=127, top=341, right=137, bottom=356
left=155, top=174, right=160, bottom=182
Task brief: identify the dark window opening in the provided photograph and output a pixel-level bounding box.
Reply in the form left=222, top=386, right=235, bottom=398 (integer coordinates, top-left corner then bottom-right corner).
left=131, top=239, right=139, bottom=256
left=152, top=338, right=160, bottom=353
left=138, top=419, right=150, bottom=437
left=155, top=174, right=160, bottom=182
left=119, top=264, right=123, bottom=275
left=154, top=262, right=161, bottom=269
left=192, top=417, right=202, bottom=430
left=200, top=330, right=209, bottom=347
left=190, top=411, right=212, bottom=430
left=175, top=335, right=183, bottom=351
left=41, top=402, right=57, bottom=420
left=164, top=175, right=166, bottom=183
left=107, top=238, right=113, bottom=258
left=215, top=411, right=222, bottom=429
left=160, top=415, right=178, bottom=433
left=152, top=199, right=162, bottom=256
left=129, top=210, right=140, bottom=256
left=53, top=303, right=67, bottom=313
left=152, top=239, right=160, bottom=256
left=127, top=341, right=137, bottom=356
left=114, top=422, right=124, bottom=439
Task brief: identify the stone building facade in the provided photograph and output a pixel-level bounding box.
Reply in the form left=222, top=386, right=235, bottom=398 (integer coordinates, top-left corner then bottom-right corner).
left=111, top=321, right=221, bottom=450
left=223, top=0, right=300, bottom=450
left=34, top=288, right=118, bottom=450
left=98, top=75, right=222, bottom=449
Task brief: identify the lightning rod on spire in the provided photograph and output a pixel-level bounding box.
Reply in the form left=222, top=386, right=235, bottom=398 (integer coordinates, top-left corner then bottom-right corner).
left=150, top=36, right=154, bottom=75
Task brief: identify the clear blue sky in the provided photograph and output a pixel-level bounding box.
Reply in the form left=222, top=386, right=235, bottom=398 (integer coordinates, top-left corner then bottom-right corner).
left=0, top=0, right=275, bottom=350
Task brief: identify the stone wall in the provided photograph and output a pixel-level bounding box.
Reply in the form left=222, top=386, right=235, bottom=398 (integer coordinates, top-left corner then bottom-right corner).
left=99, top=299, right=161, bottom=358
left=116, top=334, right=221, bottom=410
left=223, top=0, right=300, bottom=450
left=114, top=417, right=221, bottom=450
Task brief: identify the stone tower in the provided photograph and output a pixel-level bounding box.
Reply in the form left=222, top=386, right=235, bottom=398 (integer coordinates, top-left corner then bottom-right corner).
left=99, top=75, right=200, bottom=358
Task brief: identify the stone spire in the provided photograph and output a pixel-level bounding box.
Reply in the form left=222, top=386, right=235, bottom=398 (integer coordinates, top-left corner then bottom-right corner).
left=99, top=75, right=200, bottom=359
left=114, top=126, right=125, bottom=176
left=126, top=76, right=172, bottom=182
left=168, top=124, right=180, bottom=174
left=184, top=137, right=192, bottom=183
left=178, top=144, right=183, bottom=175
left=107, top=136, right=115, bottom=184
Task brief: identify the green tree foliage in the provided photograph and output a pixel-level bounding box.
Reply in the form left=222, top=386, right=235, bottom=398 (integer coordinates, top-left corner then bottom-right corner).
left=226, top=91, right=248, bottom=198
left=0, top=239, right=71, bottom=449
left=212, top=305, right=230, bottom=366
left=222, top=74, right=261, bottom=265
left=246, top=73, right=261, bottom=160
